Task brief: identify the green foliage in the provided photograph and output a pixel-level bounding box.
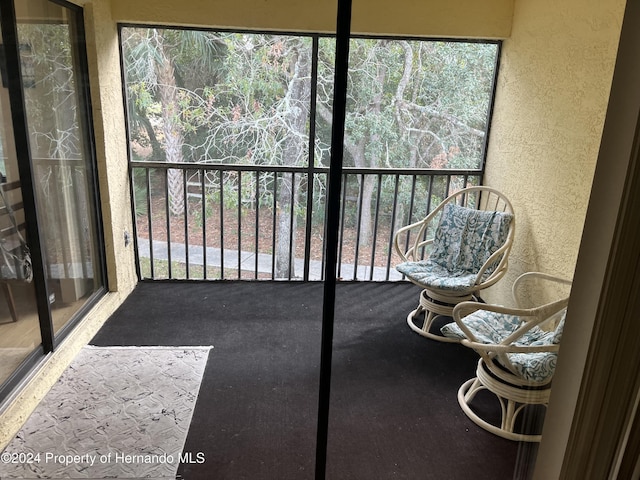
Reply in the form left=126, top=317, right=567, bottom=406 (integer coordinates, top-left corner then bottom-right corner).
left=122, top=29, right=497, bottom=172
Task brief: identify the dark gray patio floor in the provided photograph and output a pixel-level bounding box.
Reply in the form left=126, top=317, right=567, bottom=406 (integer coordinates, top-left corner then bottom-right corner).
left=91, top=281, right=534, bottom=480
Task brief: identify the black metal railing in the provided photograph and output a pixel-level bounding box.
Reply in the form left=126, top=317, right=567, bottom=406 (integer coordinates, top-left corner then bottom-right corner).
left=130, top=160, right=481, bottom=281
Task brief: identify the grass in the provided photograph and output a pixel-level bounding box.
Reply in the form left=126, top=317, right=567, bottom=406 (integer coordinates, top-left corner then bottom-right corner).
left=138, top=257, right=275, bottom=280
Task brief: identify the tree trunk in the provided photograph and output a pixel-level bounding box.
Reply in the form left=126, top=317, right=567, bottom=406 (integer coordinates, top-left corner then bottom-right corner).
left=275, top=173, right=302, bottom=278
left=275, top=41, right=310, bottom=278
left=140, top=115, right=164, bottom=161
left=156, top=34, right=186, bottom=217
left=358, top=175, right=376, bottom=247
left=355, top=53, right=387, bottom=248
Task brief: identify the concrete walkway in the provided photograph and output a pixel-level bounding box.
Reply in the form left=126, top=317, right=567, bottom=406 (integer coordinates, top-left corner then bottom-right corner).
left=136, top=237, right=403, bottom=281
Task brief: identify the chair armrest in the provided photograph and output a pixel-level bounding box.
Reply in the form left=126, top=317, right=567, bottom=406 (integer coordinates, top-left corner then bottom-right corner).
left=453, top=301, right=529, bottom=321
left=452, top=295, right=569, bottom=347
left=512, top=271, right=572, bottom=308
left=392, top=220, right=429, bottom=262
left=392, top=205, right=444, bottom=262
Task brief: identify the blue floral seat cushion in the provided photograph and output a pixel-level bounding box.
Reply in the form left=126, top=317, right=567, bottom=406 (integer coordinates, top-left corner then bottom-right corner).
left=396, top=203, right=513, bottom=292
left=441, top=309, right=567, bottom=384
left=395, top=261, right=480, bottom=291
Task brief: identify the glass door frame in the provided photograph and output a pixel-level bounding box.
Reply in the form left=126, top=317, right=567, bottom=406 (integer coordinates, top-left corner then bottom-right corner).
left=0, top=0, right=107, bottom=400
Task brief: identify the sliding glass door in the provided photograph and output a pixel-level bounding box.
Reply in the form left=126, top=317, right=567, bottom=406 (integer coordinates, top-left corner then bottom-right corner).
left=0, top=19, right=41, bottom=385
left=15, top=0, right=104, bottom=334
left=0, top=0, right=105, bottom=398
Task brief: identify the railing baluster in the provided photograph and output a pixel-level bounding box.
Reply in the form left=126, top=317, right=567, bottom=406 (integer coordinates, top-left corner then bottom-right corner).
left=271, top=172, right=278, bottom=280
left=419, top=175, right=435, bottom=260
left=353, top=173, right=364, bottom=280
left=303, top=171, right=314, bottom=282
left=385, top=174, right=401, bottom=280
left=369, top=173, right=383, bottom=281
left=337, top=173, right=347, bottom=279
left=146, top=168, right=154, bottom=279
left=403, top=174, right=417, bottom=262
left=255, top=170, right=260, bottom=280
left=237, top=170, right=242, bottom=278
left=201, top=169, right=207, bottom=280
left=183, top=170, right=189, bottom=279
left=164, top=168, right=172, bottom=279
left=219, top=170, right=225, bottom=279
left=426, top=175, right=434, bottom=214
left=288, top=172, right=296, bottom=280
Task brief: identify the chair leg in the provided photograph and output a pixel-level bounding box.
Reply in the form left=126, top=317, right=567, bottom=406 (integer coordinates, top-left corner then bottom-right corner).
left=457, top=360, right=550, bottom=442
left=501, top=398, right=528, bottom=434
left=1, top=282, right=18, bottom=323
left=406, top=289, right=461, bottom=343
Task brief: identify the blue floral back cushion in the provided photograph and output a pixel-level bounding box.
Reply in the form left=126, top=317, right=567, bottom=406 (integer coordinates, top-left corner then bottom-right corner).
left=396, top=203, right=513, bottom=291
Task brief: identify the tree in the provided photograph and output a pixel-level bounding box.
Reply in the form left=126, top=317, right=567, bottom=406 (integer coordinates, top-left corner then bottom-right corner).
left=274, top=39, right=311, bottom=278
left=315, top=39, right=497, bottom=246
left=122, top=28, right=226, bottom=216
left=122, top=29, right=498, bottom=277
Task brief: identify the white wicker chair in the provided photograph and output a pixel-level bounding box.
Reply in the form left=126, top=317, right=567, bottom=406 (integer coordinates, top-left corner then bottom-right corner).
left=442, top=272, right=572, bottom=442
left=393, top=186, right=515, bottom=342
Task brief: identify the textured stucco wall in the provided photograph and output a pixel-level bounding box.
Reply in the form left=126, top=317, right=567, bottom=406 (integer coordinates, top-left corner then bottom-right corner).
left=110, top=0, right=514, bottom=39
left=84, top=1, right=138, bottom=293
left=82, top=0, right=137, bottom=293
left=483, top=0, right=626, bottom=304
left=0, top=0, right=137, bottom=449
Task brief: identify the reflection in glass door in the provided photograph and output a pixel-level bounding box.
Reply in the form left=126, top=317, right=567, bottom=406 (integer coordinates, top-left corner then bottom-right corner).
left=15, top=0, right=104, bottom=335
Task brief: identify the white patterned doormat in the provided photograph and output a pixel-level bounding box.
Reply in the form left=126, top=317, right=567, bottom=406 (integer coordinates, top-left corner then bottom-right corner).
left=0, top=345, right=211, bottom=479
